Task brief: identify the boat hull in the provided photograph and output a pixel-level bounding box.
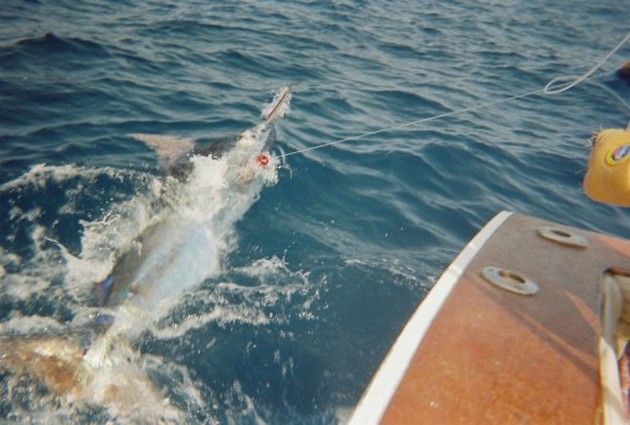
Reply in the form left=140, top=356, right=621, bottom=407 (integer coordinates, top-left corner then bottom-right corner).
left=349, top=212, right=630, bottom=424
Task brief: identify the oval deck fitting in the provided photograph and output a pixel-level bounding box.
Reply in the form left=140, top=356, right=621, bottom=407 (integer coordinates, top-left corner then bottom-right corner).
left=537, top=226, right=589, bottom=249
left=480, top=266, right=539, bottom=295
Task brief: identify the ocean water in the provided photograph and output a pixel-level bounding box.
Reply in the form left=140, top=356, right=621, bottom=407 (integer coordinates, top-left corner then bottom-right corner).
left=1, top=0, right=629, bottom=423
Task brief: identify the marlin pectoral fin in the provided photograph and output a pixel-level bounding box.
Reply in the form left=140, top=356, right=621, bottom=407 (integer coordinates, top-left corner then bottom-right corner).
left=129, top=133, right=196, bottom=170
left=94, top=275, right=115, bottom=307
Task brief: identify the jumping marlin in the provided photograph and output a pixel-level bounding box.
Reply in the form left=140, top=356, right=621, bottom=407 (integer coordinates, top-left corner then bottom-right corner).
left=94, top=86, right=291, bottom=328
left=0, top=86, right=292, bottom=421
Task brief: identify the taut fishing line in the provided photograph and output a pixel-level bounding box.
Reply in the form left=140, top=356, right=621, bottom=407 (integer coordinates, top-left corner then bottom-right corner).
left=284, top=31, right=630, bottom=158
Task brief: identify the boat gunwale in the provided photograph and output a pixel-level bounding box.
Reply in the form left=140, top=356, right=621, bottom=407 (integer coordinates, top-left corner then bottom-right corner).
left=347, top=211, right=513, bottom=425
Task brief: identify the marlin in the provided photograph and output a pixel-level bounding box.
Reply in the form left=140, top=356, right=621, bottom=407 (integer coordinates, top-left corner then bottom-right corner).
left=94, top=86, right=291, bottom=329
left=0, top=86, right=292, bottom=422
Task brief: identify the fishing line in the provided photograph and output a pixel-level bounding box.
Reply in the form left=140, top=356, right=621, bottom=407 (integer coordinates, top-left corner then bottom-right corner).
left=284, top=88, right=542, bottom=157
left=284, top=31, right=630, bottom=158
left=543, top=32, right=630, bottom=95
left=587, top=80, right=630, bottom=113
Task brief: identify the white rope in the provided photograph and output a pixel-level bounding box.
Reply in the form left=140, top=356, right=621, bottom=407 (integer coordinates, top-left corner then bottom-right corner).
left=285, top=32, right=630, bottom=158
left=543, top=32, right=630, bottom=95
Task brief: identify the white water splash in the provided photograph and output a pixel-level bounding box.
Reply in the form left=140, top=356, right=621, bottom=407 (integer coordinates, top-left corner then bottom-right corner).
left=151, top=255, right=318, bottom=342
left=0, top=163, right=125, bottom=192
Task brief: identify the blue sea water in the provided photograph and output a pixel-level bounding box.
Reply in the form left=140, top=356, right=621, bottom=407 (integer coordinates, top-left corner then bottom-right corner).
left=0, top=0, right=629, bottom=423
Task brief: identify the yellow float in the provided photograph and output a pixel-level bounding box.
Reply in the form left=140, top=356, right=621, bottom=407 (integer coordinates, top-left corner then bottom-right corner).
left=584, top=128, right=630, bottom=206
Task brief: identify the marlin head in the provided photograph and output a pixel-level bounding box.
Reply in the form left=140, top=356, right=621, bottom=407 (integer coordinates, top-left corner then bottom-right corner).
left=221, top=86, right=291, bottom=183
left=129, top=86, right=292, bottom=179
left=237, top=86, right=292, bottom=164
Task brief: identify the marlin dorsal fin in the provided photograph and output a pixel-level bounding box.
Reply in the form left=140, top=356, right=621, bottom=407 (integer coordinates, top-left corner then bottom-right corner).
left=129, top=133, right=196, bottom=170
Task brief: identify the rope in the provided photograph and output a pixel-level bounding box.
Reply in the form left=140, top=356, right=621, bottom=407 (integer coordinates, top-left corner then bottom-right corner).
left=284, top=32, right=630, bottom=158
left=543, top=32, right=630, bottom=95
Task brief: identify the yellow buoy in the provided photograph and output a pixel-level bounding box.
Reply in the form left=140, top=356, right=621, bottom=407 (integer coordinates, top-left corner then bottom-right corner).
left=584, top=129, right=630, bottom=206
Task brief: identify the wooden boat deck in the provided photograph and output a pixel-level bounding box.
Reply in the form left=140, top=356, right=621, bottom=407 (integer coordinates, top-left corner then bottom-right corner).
left=349, top=212, right=630, bottom=424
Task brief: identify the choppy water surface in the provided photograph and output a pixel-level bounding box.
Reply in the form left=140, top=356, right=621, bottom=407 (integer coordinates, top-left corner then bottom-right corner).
left=1, top=1, right=629, bottom=423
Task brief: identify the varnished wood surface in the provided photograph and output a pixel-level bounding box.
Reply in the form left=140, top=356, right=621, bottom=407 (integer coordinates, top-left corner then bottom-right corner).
left=380, top=214, right=630, bottom=424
